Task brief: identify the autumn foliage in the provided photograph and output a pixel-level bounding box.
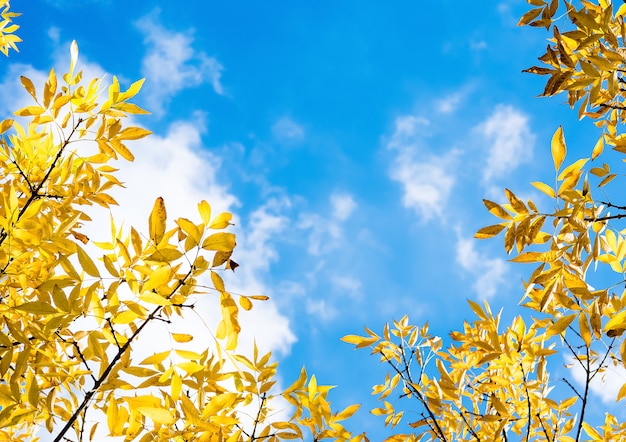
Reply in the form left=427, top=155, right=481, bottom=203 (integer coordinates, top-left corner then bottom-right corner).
left=6, top=0, right=626, bottom=441
left=0, top=3, right=365, bottom=441
left=343, top=1, right=626, bottom=440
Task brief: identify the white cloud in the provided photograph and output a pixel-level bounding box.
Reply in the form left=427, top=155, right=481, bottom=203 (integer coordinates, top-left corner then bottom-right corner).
left=330, top=193, right=356, bottom=221
left=306, top=298, right=337, bottom=321
left=331, top=275, right=362, bottom=298
left=477, top=104, right=535, bottom=185
left=136, top=12, right=224, bottom=115
left=272, top=117, right=305, bottom=143
left=299, top=192, right=357, bottom=255
left=455, top=234, right=508, bottom=299
left=436, top=92, right=463, bottom=114
left=387, top=115, right=457, bottom=222
left=225, top=198, right=297, bottom=356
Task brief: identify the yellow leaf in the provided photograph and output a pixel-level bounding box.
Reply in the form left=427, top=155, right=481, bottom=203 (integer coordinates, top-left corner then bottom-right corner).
left=510, top=251, right=558, bottom=263
left=239, top=296, right=253, bottom=311
left=617, top=382, right=626, bottom=402
left=579, top=312, right=592, bottom=347
left=505, top=188, right=527, bottom=213
left=14, top=105, right=45, bottom=116
left=171, top=371, right=182, bottom=401
left=120, top=78, right=145, bottom=101
left=139, top=351, right=170, bottom=365
left=605, top=310, right=626, bottom=332
left=149, top=197, right=167, bottom=245
left=211, top=271, right=225, bottom=292
left=139, top=291, right=171, bottom=306
left=112, top=310, right=138, bottom=325
left=591, top=135, right=604, bottom=160
left=116, top=126, right=152, bottom=140
left=27, top=374, right=39, bottom=408
left=145, top=248, right=183, bottom=263
left=531, top=181, right=556, bottom=198
left=76, top=245, right=100, bottom=277
left=582, top=422, right=602, bottom=439
left=198, top=200, right=212, bottom=225
left=172, top=333, right=193, bottom=343
left=209, top=212, right=232, bottom=229
left=474, top=224, right=506, bottom=239
left=175, top=349, right=203, bottom=360
left=137, top=407, right=175, bottom=425
left=546, top=314, right=576, bottom=336
left=202, top=232, right=236, bottom=252
left=551, top=126, right=566, bottom=172
left=110, top=139, right=134, bottom=161
left=143, top=265, right=171, bottom=293
left=20, top=76, right=36, bottom=99
left=14, top=301, right=59, bottom=315
left=68, top=40, right=78, bottom=81
left=335, top=403, right=360, bottom=422
left=482, top=199, right=512, bottom=220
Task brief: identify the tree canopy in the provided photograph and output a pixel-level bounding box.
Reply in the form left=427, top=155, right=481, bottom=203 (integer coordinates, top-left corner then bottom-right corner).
left=3, top=0, right=626, bottom=441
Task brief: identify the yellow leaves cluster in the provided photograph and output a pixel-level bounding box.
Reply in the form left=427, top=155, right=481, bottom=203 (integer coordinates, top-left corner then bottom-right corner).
left=0, top=38, right=366, bottom=442
left=0, top=1, right=20, bottom=56
left=344, top=311, right=582, bottom=440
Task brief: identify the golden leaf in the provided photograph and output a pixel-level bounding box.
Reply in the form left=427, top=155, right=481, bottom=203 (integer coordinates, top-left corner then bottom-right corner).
left=202, top=232, right=236, bottom=252
left=148, top=196, right=167, bottom=245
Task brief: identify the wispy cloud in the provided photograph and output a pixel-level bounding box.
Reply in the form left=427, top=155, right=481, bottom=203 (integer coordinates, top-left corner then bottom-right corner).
left=330, top=193, right=356, bottom=221
left=436, top=92, right=464, bottom=114
left=387, top=115, right=457, bottom=222
left=477, top=104, right=535, bottom=188
left=455, top=233, right=508, bottom=299
left=136, top=11, right=224, bottom=115
left=299, top=192, right=358, bottom=256
left=272, top=116, right=305, bottom=144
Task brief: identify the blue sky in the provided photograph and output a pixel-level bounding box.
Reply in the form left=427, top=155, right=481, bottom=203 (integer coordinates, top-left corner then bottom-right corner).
left=8, top=0, right=626, bottom=439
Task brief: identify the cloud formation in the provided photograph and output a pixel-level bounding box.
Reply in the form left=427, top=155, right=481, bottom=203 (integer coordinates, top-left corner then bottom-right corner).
left=299, top=192, right=358, bottom=256
left=387, top=115, right=457, bottom=222
left=455, top=234, right=508, bottom=299
left=477, top=104, right=535, bottom=186
left=136, top=12, right=224, bottom=115
left=272, top=117, right=305, bottom=144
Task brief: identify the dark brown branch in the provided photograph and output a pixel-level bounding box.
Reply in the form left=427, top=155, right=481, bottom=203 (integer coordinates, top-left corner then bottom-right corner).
left=574, top=345, right=591, bottom=442
left=519, top=362, right=532, bottom=442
